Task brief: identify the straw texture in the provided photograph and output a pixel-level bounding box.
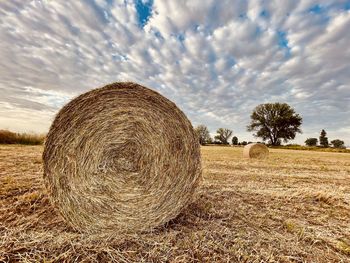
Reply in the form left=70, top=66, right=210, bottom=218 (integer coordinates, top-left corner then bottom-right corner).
left=43, top=82, right=202, bottom=234
left=243, top=143, right=269, bottom=159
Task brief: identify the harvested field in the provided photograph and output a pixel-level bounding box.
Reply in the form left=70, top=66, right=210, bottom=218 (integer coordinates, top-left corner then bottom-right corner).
left=1, top=145, right=350, bottom=262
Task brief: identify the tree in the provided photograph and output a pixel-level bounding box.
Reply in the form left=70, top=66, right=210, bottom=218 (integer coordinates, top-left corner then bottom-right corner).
left=331, top=139, right=345, bottom=149
left=232, top=136, right=238, bottom=145
left=305, top=138, right=318, bottom=146
left=319, top=129, right=329, bottom=147
left=194, top=125, right=211, bottom=145
left=247, top=103, right=302, bottom=146
left=214, top=128, right=232, bottom=145
left=206, top=137, right=213, bottom=144
left=241, top=141, right=248, bottom=146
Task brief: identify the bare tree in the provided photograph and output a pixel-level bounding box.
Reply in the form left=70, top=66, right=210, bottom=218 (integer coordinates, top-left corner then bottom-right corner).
left=214, top=128, right=233, bottom=144
left=194, top=125, right=211, bottom=145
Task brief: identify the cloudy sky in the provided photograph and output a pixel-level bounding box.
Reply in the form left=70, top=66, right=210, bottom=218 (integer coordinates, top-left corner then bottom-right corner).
left=1, top=0, right=349, bottom=145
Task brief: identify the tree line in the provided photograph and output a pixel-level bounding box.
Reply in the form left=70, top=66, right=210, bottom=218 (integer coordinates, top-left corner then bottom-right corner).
left=305, top=129, right=345, bottom=148
left=195, top=102, right=346, bottom=149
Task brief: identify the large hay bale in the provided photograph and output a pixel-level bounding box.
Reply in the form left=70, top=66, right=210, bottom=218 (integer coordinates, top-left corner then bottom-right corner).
left=243, top=143, right=269, bottom=159
left=43, top=82, right=202, bottom=233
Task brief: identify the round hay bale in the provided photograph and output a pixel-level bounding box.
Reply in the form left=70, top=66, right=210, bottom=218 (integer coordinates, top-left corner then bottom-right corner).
left=243, top=143, right=269, bottom=159
left=43, top=82, right=202, bottom=233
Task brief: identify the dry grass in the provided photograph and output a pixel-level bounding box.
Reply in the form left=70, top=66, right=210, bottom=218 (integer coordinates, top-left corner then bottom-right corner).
left=1, top=145, right=350, bottom=262
left=0, top=130, right=45, bottom=145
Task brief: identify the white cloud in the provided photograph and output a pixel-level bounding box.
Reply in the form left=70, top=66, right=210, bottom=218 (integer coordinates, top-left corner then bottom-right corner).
left=0, top=0, right=349, bottom=145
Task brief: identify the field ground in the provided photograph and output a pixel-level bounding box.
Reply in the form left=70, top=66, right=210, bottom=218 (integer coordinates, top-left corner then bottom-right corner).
left=1, top=145, right=350, bottom=262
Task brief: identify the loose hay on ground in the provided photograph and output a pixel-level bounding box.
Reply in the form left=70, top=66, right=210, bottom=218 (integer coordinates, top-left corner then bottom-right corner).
left=42, top=82, right=202, bottom=234
left=1, top=146, right=350, bottom=262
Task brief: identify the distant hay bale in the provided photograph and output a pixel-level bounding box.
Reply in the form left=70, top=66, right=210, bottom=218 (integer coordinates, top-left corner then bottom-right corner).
left=243, top=143, right=269, bottom=159
left=43, top=82, right=202, bottom=234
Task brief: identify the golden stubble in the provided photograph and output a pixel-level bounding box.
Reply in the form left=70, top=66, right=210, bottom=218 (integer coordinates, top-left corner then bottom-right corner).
left=1, top=145, right=349, bottom=262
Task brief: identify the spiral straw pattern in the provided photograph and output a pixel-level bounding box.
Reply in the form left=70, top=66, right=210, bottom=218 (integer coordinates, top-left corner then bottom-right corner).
left=243, top=143, right=269, bottom=159
left=43, top=82, right=201, bottom=233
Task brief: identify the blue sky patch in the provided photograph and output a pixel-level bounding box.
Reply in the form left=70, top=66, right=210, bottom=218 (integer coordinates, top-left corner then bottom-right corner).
left=344, top=1, right=350, bottom=10
left=177, top=33, right=185, bottom=42
left=277, top=31, right=288, bottom=48
left=154, top=30, right=164, bottom=40
left=277, top=30, right=291, bottom=57
left=260, top=10, right=270, bottom=18
left=227, top=57, right=236, bottom=67
left=307, top=4, right=330, bottom=24
left=239, top=13, right=247, bottom=19
left=308, top=4, right=324, bottom=14
left=135, top=0, right=153, bottom=28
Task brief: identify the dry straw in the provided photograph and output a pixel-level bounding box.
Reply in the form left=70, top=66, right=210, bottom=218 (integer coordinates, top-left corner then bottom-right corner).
left=43, top=82, right=202, bottom=234
left=243, top=143, right=269, bottom=159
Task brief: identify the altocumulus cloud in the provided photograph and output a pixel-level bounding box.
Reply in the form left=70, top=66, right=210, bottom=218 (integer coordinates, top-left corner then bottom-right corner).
left=0, top=0, right=349, bottom=145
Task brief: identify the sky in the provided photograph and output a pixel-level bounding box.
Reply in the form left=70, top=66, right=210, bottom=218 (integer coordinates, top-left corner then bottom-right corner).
left=0, top=0, right=349, bottom=145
